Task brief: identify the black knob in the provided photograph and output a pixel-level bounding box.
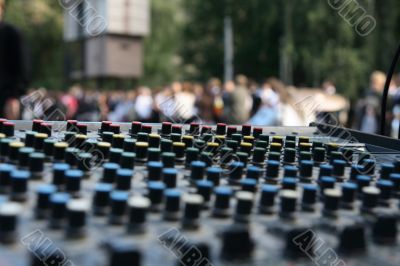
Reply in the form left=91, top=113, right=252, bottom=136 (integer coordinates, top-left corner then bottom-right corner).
left=10, top=170, right=30, bottom=202
left=160, top=139, right=173, bottom=152
left=163, top=168, right=177, bottom=188
left=356, top=175, right=372, bottom=194
left=109, top=191, right=129, bottom=225
left=65, top=148, right=79, bottom=166
left=127, top=196, right=150, bottom=233
left=53, top=163, right=70, bottom=186
left=0, top=163, right=15, bottom=193
left=123, top=138, right=136, bottom=152
left=135, top=142, right=148, bottom=161
left=148, top=148, right=161, bottom=162
left=283, top=165, right=298, bottom=178
left=148, top=181, right=165, bottom=210
left=313, top=147, right=326, bottom=163
left=216, top=123, right=227, bottom=135
left=320, top=176, right=336, bottom=194
left=162, top=152, right=175, bottom=168
left=361, top=186, right=380, bottom=211
left=25, top=131, right=37, bottom=147
left=53, top=142, right=68, bottom=161
left=39, top=122, right=52, bottom=137
left=338, top=224, right=366, bottom=253
left=373, top=214, right=398, bottom=244
left=120, top=152, right=135, bottom=169
left=259, top=185, right=279, bottom=214
left=196, top=180, right=213, bottom=204
left=190, top=161, right=206, bottom=181
left=147, top=161, right=163, bottom=181
left=131, top=121, right=142, bottom=135
left=279, top=190, right=299, bottom=218
left=332, top=159, right=346, bottom=177
left=0, top=202, right=22, bottom=243
left=299, top=160, right=313, bottom=180
left=376, top=179, right=393, bottom=202
left=213, top=186, right=233, bottom=217
left=380, top=163, right=394, bottom=179
left=185, top=147, right=199, bottom=166
left=2, top=122, right=15, bottom=137
left=229, top=161, right=244, bottom=182
left=164, top=189, right=181, bottom=220
left=109, top=148, right=123, bottom=164
left=240, top=178, right=257, bottom=192
left=102, top=162, right=120, bottom=183
left=319, top=164, right=333, bottom=178
left=112, top=134, right=125, bottom=149
left=148, top=134, right=161, bottom=148
left=341, top=182, right=357, bottom=209
left=235, top=191, right=254, bottom=222
left=35, top=184, right=57, bottom=219
left=265, top=160, right=280, bottom=179
left=252, top=147, right=266, bottom=164
left=221, top=225, right=254, bottom=260
left=301, top=184, right=317, bottom=211
left=283, top=148, right=296, bottom=163
left=93, top=183, right=113, bottom=215
left=282, top=178, right=297, bottom=190
left=323, top=189, right=342, bottom=216
left=77, top=153, right=92, bottom=174
left=182, top=135, right=194, bottom=148
left=206, top=167, right=223, bottom=186
left=100, top=121, right=112, bottom=133
left=246, top=165, right=262, bottom=181
left=299, top=151, right=312, bottom=161
left=189, top=123, right=200, bottom=135
left=66, top=199, right=90, bottom=238
left=65, top=169, right=83, bottom=195
left=29, top=152, right=45, bottom=178
left=49, top=192, right=70, bottom=229
left=108, top=241, right=142, bottom=266
left=285, top=227, right=314, bottom=258
left=116, top=169, right=133, bottom=191
left=226, top=126, right=237, bottom=138
left=182, top=194, right=203, bottom=229
left=137, top=132, right=149, bottom=142
left=161, top=122, right=172, bottom=135
left=8, top=141, right=24, bottom=162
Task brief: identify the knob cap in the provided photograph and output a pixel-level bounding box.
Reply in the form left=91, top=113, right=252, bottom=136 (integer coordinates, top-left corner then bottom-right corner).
left=221, top=226, right=254, bottom=260
left=338, top=224, right=366, bottom=253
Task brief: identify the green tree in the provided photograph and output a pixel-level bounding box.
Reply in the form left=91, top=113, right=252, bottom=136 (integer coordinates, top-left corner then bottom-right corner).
left=139, top=0, right=184, bottom=87
left=5, top=0, right=64, bottom=89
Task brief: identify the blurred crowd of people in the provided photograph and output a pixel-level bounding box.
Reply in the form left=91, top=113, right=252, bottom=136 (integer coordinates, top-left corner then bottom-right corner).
left=3, top=72, right=400, bottom=138
left=11, top=75, right=291, bottom=127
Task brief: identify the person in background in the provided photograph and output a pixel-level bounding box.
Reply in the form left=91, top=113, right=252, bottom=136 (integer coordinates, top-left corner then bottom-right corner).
left=249, top=80, right=261, bottom=117
left=354, top=71, right=386, bottom=134
left=223, top=75, right=252, bottom=125
left=60, top=85, right=80, bottom=120
left=174, top=82, right=196, bottom=123
left=0, top=0, right=29, bottom=118
left=317, top=80, right=338, bottom=124
left=322, top=80, right=337, bottom=95
left=108, top=90, right=136, bottom=122
left=134, top=87, right=154, bottom=122
left=249, top=81, right=280, bottom=125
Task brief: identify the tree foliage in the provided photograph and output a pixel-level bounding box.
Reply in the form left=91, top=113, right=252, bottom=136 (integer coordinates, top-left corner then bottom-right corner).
left=4, top=0, right=400, bottom=99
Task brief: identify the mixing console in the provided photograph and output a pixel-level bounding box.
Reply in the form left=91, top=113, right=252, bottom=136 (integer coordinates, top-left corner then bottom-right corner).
left=0, top=120, right=399, bottom=266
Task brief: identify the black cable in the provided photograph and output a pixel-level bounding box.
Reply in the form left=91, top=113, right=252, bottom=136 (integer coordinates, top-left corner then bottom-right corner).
left=380, top=42, right=400, bottom=137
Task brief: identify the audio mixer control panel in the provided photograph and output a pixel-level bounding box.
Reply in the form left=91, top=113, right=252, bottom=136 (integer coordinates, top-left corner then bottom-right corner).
left=0, top=120, right=399, bottom=266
